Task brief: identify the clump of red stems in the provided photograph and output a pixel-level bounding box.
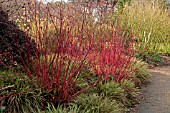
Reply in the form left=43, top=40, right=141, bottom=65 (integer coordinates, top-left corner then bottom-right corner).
left=3, top=0, right=142, bottom=106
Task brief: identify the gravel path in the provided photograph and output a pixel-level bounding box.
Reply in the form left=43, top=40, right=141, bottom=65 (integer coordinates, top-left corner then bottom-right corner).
left=136, top=65, right=170, bottom=113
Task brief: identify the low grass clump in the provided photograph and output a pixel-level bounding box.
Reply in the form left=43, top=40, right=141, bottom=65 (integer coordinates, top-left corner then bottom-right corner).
left=0, top=60, right=150, bottom=113
left=0, top=69, right=43, bottom=113
left=37, top=78, right=147, bottom=113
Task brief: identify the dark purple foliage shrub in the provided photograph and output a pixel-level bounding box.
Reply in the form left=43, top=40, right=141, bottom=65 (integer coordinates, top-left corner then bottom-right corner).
left=0, top=7, right=38, bottom=68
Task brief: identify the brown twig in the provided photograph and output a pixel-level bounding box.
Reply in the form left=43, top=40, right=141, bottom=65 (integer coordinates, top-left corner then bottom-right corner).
left=0, top=84, right=15, bottom=91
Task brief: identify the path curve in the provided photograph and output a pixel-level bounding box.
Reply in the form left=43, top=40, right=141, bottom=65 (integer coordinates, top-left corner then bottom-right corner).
left=136, top=65, right=170, bottom=113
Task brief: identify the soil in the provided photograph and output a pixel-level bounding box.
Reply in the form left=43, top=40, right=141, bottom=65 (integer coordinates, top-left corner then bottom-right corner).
left=130, top=56, right=170, bottom=113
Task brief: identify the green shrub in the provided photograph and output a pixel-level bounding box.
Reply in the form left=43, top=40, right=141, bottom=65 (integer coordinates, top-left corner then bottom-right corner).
left=119, top=0, right=170, bottom=60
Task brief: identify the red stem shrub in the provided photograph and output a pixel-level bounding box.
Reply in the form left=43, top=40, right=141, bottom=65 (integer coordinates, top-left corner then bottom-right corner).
left=90, top=28, right=139, bottom=82
left=18, top=1, right=99, bottom=106
left=1, top=0, right=142, bottom=107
